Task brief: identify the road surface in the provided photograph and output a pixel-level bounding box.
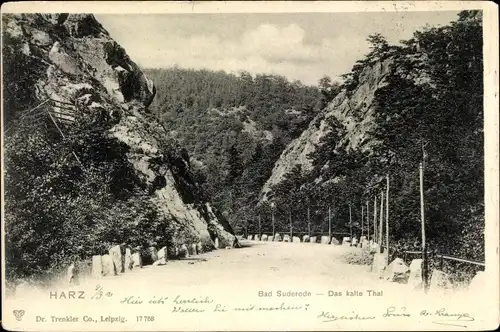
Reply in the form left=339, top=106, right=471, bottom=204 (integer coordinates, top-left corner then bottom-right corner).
left=6, top=239, right=486, bottom=331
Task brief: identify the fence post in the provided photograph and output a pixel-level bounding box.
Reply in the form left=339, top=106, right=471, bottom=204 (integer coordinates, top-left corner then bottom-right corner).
left=349, top=204, right=352, bottom=240
left=373, top=196, right=377, bottom=244
left=420, top=162, right=429, bottom=293
left=307, top=207, right=311, bottom=237
left=379, top=191, right=384, bottom=252
left=361, top=204, right=364, bottom=239
left=258, top=214, right=261, bottom=237
left=386, top=174, right=390, bottom=258
left=328, top=207, right=332, bottom=241
left=367, top=200, right=370, bottom=241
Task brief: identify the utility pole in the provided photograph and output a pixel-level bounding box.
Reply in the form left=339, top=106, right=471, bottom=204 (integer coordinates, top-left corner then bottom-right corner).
left=349, top=203, right=352, bottom=239
left=379, top=191, right=384, bottom=252
left=361, top=204, right=364, bottom=239
left=307, top=206, right=311, bottom=237
left=373, top=196, right=377, bottom=243
left=271, top=202, right=275, bottom=238
left=245, top=219, right=248, bottom=238
left=328, top=206, right=332, bottom=241
left=258, top=214, right=261, bottom=237
left=366, top=200, right=370, bottom=242
left=386, top=174, right=390, bottom=259
left=420, top=162, right=428, bottom=292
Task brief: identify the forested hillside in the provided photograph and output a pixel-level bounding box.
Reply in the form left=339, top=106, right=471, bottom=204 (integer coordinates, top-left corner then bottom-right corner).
left=262, top=11, right=484, bottom=262
left=3, top=14, right=236, bottom=283
left=145, top=68, right=337, bottom=231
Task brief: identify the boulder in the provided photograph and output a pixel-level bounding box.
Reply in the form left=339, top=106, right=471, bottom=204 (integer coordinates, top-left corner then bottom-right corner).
left=153, top=246, right=167, bottom=266
left=352, top=237, right=359, bottom=246
left=254, top=234, right=260, bottom=241
left=310, top=236, right=317, bottom=244
left=292, top=236, right=301, bottom=243
left=273, top=233, right=282, bottom=242
left=384, top=258, right=410, bottom=283
left=131, top=252, right=142, bottom=268
left=371, top=252, right=388, bottom=278
left=261, top=234, right=268, bottom=241
left=214, top=227, right=237, bottom=248
left=369, top=242, right=380, bottom=253
left=179, top=244, right=189, bottom=258
left=191, top=243, right=198, bottom=255
left=109, top=245, right=124, bottom=273
left=342, top=237, right=351, bottom=246
left=320, top=236, right=330, bottom=244
left=196, top=242, right=203, bottom=254
left=214, top=237, right=220, bottom=249
left=92, top=255, right=102, bottom=278
left=102, top=254, right=116, bottom=276
left=67, top=263, right=77, bottom=284
left=159, top=246, right=168, bottom=259
left=430, top=269, right=452, bottom=291
left=283, top=235, right=291, bottom=242
left=330, top=237, right=340, bottom=245
left=302, top=235, right=310, bottom=243
left=408, top=259, right=423, bottom=289
left=124, top=248, right=133, bottom=271
left=267, top=235, right=273, bottom=242
left=247, top=235, right=253, bottom=240
left=468, top=271, right=486, bottom=293
left=148, top=247, right=158, bottom=262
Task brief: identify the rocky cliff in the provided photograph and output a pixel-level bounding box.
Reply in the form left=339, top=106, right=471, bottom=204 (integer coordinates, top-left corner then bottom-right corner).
left=3, top=14, right=235, bottom=253
left=261, top=58, right=395, bottom=200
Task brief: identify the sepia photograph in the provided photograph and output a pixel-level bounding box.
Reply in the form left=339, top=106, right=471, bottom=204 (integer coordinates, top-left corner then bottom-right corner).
left=1, top=1, right=498, bottom=331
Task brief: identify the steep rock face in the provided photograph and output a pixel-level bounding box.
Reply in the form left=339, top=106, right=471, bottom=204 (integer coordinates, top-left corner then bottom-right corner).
left=261, top=58, right=393, bottom=199
left=4, top=14, right=235, bottom=251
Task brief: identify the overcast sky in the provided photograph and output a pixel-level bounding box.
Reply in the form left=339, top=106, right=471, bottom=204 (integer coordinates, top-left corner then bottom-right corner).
left=95, top=11, right=460, bottom=86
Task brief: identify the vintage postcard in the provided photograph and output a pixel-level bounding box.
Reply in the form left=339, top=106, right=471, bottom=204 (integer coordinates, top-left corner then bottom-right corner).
left=1, top=1, right=499, bottom=331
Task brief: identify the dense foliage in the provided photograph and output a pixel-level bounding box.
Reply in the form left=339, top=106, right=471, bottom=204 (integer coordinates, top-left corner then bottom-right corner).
left=145, top=68, right=334, bottom=232
left=4, top=110, right=180, bottom=283
left=2, top=33, right=179, bottom=282
left=264, top=11, right=484, bottom=265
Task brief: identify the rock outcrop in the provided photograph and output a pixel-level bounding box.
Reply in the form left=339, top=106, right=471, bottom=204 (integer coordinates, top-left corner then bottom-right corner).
left=260, top=59, right=393, bottom=200
left=3, top=14, right=235, bottom=258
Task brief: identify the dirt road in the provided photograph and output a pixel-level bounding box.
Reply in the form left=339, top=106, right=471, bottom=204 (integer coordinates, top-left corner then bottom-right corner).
left=6, top=239, right=487, bottom=331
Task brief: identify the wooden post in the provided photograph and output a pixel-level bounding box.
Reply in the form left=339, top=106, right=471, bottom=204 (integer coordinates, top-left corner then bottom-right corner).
left=349, top=204, right=352, bottom=239
left=361, top=204, right=364, bottom=239
left=373, top=196, right=377, bottom=243
left=271, top=204, right=275, bottom=238
left=289, top=209, right=292, bottom=237
left=367, top=200, right=370, bottom=241
left=420, top=162, right=429, bottom=292
left=258, top=214, right=261, bottom=236
left=379, top=191, right=384, bottom=252
left=307, top=206, right=311, bottom=237
left=386, top=175, right=390, bottom=258
left=328, top=206, right=332, bottom=241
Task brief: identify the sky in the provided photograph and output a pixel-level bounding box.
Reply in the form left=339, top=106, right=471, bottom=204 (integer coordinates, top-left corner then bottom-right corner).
left=95, top=11, right=460, bottom=86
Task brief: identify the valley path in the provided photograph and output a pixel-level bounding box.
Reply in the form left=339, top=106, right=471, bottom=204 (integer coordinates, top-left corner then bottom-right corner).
left=88, top=240, right=404, bottom=293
